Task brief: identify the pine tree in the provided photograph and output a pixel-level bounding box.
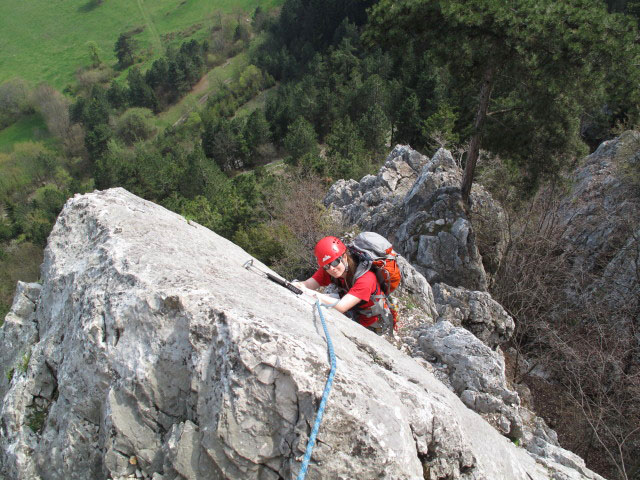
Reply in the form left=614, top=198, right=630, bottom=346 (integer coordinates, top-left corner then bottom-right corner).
left=115, top=33, right=135, bottom=69
left=366, top=0, right=640, bottom=202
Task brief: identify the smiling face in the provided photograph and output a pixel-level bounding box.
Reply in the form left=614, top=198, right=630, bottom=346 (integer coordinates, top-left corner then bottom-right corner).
left=324, top=253, right=347, bottom=278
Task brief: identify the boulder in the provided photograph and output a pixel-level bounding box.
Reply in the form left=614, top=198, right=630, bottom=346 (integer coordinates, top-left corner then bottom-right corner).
left=431, top=283, right=515, bottom=349
left=0, top=188, right=602, bottom=479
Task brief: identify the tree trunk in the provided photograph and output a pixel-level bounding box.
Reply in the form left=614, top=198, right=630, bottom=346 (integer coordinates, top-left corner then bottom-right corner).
left=461, top=64, right=495, bottom=205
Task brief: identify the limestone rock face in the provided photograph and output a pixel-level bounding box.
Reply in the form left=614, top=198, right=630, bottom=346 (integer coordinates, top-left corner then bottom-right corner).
left=0, top=188, right=603, bottom=479
left=556, top=130, right=640, bottom=310
left=0, top=281, right=41, bottom=401
left=431, top=283, right=515, bottom=349
left=326, top=145, right=508, bottom=292
left=410, top=322, right=602, bottom=480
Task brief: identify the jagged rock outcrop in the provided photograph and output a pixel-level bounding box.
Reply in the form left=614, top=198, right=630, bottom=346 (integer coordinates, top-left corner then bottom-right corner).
left=408, top=321, right=600, bottom=478
left=0, top=188, right=603, bottom=479
left=431, top=283, right=514, bottom=349
left=556, top=130, right=640, bottom=310
left=412, top=321, right=522, bottom=438
left=326, top=145, right=508, bottom=292
left=323, top=144, right=611, bottom=477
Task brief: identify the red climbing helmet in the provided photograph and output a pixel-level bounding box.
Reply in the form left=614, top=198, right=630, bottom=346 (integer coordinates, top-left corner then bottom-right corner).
left=314, top=236, right=346, bottom=267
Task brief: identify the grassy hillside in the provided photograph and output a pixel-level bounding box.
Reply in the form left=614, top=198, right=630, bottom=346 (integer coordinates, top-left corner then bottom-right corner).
left=0, top=0, right=280, bottom=90
left=0, top=115, right=50, bottom=153
left=155, top=51, right=249, bottom=129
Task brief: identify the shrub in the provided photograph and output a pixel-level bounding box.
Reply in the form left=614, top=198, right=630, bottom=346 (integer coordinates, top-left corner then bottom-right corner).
left=26, top=404, right=48, bottom=434
left=33, top=184, right=67, bottom=217
left=24, top=209, right=53, bottom=246
left=256, top=171, right=346, bottom=280
left=233, top=223, right=289, bottom=266
left=115, top=108, right=157, bottom=145
left=32, top=84, right=71, bottom=141
left=0, top=78, right=32, bottom=128
left=492, top=186, right=640, bottom=480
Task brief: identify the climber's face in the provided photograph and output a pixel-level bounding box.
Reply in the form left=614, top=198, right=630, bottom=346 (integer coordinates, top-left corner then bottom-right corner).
left=324, top=254, right=346, bottom=278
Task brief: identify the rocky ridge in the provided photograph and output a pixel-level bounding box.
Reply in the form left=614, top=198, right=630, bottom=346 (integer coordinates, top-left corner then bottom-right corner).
left=326, top=145, right=603, bottom=477
left=0, top=188, right=602, bottom=479
left=556, top=130, right=640, bottom=311
left=325, top=146, right=509, bottom=291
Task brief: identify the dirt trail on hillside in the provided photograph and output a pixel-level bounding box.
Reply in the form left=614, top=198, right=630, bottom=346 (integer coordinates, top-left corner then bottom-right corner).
left=171, top=59, right=235, bottom=127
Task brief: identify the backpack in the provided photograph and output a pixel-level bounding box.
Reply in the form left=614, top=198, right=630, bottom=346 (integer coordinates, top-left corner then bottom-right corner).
left=349, top=232, right=402, bottom=295
left=347, top=232, right=402, bottom=332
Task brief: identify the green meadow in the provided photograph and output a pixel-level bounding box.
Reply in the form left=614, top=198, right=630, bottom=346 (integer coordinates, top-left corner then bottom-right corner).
left=0, top=0, right=280, bottom=90
left=0, top=115, right=50, bottom=153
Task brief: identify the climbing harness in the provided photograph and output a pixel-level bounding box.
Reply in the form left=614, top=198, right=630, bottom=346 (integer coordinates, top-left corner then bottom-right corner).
left=296, top=300, right=337, bottom=480
left=243, top=259, right=303, bottom=295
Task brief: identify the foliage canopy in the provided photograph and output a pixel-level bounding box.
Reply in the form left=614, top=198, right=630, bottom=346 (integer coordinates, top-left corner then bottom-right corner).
left=365, top=0, right=640, bottom=198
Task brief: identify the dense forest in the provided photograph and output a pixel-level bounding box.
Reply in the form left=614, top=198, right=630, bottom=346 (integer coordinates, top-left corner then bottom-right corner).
left=1, top=0, right=639, bottom=478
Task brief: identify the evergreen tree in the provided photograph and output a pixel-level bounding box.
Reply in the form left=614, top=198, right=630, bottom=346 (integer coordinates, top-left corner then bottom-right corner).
left=145, top=58, right=169, bottom=93
left=283, top=117, right=319, bottom=165
left=202, top=117, right=248, bottom=171
left=358, top=103, right=390, bottom=152
left=107, top=81, right=128, bottom=110
left=71, top=87, right=112, bottom=158
left=325, top=115, right=367, bottom=180
left=127, top=68, right=157, bottom=112
left=166, top=61, right=188, bottom=102
left=366, top=0, right=640, bottom=202
left=244, top=109, right=271, bottom=161
left=115, top=33, right=135, bottom=69
left=394, top=91, right=423, bottom=147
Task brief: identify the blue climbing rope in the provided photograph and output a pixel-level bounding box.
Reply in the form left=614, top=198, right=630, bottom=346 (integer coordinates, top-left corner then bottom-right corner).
left=296, top=300, right=337, bottom=480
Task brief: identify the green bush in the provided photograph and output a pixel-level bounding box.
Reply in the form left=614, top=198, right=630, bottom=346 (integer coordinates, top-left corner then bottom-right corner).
left=233, top=223, right=289, bottom=266
left=26, top=404, right=47, bottom=434
left=18, top=350, right=30, bottom=374
left=115, top=108, right=157, bottom=145
left=0, top=219, right=12, bottom=242
left=33, top=184, right=67, bottom=217
left=163, top=194, right=224, bottom=234
left=0, top=301, right=8, bottom=327
left=24, top=209, right=53, bottom=246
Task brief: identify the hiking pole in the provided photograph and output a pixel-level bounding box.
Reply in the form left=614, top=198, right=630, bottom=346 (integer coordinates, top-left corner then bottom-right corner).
left=243, top=259, right=303, bottom=295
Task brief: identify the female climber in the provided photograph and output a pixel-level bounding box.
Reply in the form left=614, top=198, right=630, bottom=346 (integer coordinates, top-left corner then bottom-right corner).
left=293, top=236, right=390, bottom=333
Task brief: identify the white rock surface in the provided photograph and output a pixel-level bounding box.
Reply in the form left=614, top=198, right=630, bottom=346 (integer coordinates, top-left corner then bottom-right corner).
left=0, top=188, right=603, bottom=479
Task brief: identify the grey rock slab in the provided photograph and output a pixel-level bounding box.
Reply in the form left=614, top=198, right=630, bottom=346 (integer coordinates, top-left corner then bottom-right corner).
left=0, top=188, right=601, bottom=480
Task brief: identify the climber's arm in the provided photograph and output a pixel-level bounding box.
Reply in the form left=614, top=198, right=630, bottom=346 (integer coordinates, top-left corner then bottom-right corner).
left=292, top=278, right=321, bottom=291
left=316, top=293, right=360, bottom=313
